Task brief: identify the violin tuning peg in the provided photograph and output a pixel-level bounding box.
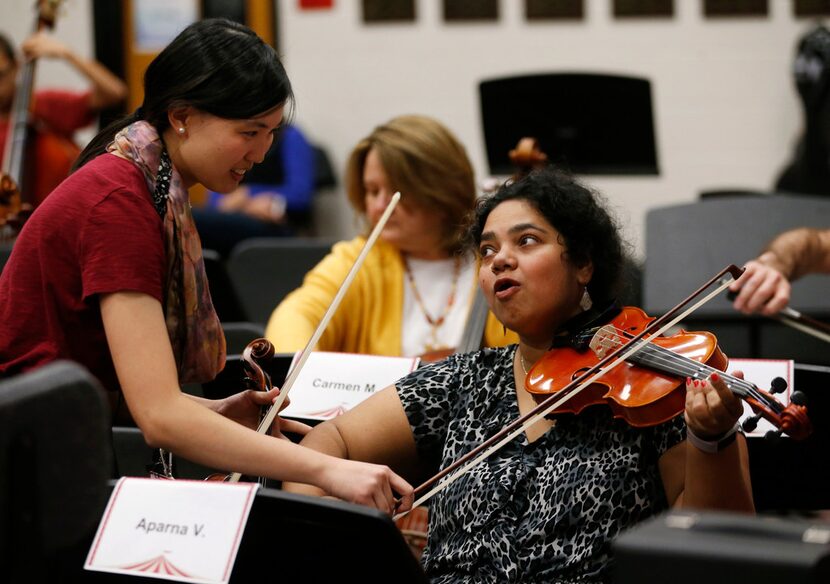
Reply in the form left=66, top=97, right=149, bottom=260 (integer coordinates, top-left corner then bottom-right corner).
left=770, top=377, right=788, bottom=394
left=764, top=429, right=783, bottom=444
left=791, top=391, right=808, bottom=406
left=742, top=414, right=762, bottom=433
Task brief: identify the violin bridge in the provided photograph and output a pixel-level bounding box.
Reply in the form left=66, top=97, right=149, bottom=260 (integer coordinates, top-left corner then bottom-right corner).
left=588, top=325, right=622, bottom=359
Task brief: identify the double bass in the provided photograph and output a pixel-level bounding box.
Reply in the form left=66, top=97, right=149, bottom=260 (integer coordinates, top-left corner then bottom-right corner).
left=1, top=0, right=76, bottom=240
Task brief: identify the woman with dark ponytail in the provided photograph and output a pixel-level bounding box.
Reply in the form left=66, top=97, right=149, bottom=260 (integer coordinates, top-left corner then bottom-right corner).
left=0, top=19, right=412, bottom=514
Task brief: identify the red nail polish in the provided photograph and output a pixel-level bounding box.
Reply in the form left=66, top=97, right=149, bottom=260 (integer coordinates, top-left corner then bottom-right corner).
left=686, top=377, right=690, bottom=385
left=710, top=372, right=720, bottom=382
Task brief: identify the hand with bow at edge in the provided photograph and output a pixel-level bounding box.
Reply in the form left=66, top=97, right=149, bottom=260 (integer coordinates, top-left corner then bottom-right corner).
left=729, top=257, right=791, bottom=316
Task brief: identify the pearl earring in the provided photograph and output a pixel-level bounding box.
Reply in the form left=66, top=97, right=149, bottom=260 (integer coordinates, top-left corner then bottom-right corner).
left=178, top=127, right=185, bottom=134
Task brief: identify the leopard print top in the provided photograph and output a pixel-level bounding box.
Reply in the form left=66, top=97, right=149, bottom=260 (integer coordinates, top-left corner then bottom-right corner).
left=396, top=345, right=686, bottom=584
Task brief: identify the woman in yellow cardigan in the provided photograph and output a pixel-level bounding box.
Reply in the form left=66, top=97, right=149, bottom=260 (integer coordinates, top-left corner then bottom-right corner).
left=265, top=115, right=516, bottom=356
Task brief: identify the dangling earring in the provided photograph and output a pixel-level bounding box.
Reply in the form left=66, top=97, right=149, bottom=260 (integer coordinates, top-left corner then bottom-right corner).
left=579, top=287, right=593, bottom=311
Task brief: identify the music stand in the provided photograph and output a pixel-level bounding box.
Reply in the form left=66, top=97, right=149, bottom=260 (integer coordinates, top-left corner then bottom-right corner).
left=479, top=73, right=659, bottom=175
left=232, top=488, right=427, bottom=582
left=66, top=484, right=427, bottom=582
left=749, top=363, right=830, bottom=511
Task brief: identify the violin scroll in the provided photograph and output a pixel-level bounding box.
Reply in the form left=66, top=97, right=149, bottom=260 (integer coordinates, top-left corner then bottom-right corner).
left=241, top=338, right=275, bottom=392
left=508, top=137, right=548, bottom=179
left=741, top=388, right=812, bottom=442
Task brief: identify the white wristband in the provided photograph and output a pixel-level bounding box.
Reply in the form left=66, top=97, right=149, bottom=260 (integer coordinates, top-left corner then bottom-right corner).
left=687, top=423, right=740, bottom=454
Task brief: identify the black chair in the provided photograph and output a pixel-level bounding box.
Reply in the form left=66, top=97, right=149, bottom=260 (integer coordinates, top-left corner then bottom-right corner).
left=699, top=188, right=772, bottom=200
left=0, top=361, right=112, bottom=583
left=202, top=248, right=246, bottom=322
left=643, top=195, right=830, bottom=363
left=222, top=321, right=266, bottom=354
left=226, top=237, right=335, bottom=325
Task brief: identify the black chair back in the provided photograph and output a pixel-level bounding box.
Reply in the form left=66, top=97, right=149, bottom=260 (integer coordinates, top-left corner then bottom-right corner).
left=226, top=237, right=334, bottom=325
left=0, top=361, right=111, bottom=582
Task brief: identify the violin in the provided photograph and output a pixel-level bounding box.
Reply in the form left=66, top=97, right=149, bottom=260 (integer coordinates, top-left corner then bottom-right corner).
left=525, top=304, right=812, bottom=440
left=205, top=338, right=275, bottom=484
left=1, top=0, right=75, bottom=240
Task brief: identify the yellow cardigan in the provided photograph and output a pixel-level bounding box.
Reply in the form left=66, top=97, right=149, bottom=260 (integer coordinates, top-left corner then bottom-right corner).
left=265, top=237, right=518, bottom=355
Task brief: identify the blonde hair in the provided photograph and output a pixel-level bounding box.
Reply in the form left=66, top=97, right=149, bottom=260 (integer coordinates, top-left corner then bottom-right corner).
left=346, top=115, right=476, bottom=253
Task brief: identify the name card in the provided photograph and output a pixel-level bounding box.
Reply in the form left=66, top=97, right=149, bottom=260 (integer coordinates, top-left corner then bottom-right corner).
left=728, top=358, right=794, bottom=438
left=85, top=477, right=259, bottom=583
left=281, top=351, right=420, bottom=420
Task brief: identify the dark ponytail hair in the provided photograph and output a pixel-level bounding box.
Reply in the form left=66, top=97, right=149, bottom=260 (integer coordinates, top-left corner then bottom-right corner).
left=74, top=18, right=293, bottom=170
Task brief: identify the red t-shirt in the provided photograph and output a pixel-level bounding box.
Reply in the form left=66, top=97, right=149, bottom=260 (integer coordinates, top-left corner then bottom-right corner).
left=0, top=153, right=166, bottom=396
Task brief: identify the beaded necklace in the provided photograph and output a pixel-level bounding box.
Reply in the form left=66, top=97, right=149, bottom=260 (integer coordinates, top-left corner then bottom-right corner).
left=403, top=254, right=462, bottom=352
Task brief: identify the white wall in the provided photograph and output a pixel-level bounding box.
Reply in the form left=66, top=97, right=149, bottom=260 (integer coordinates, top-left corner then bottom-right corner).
left=3, top=0, right=819, bottom=257
left=279, top=0, right=817, bottom=257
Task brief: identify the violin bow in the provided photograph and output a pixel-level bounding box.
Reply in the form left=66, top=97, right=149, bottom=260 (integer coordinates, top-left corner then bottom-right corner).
left=776, top=307, right=830, bottom=344
left=227, top=192, right=401, bottom=483
left=727, top=288, right=830, bottom=344
left=395, top=264, right=744, bottom=518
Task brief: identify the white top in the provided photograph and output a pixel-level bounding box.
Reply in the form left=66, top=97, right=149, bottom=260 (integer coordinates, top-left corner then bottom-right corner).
left=401, top=254, right=477, bottom=358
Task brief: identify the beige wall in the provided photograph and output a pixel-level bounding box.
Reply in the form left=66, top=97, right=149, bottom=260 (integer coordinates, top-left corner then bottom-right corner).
left=279, top=0, right=817, bottom=257
left=4, top=0, right=822, bottom=257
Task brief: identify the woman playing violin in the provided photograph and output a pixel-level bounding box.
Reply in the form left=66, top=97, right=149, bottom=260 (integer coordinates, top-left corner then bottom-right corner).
left=0, top=19, right=412, bottom=513
left=285, top=167, right=753, bottom=583
left=265, top=115, right=517, bottom=357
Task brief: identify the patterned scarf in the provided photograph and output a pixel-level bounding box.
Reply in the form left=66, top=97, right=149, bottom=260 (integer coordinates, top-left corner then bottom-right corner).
left=107, top=121, right=226, bottom=383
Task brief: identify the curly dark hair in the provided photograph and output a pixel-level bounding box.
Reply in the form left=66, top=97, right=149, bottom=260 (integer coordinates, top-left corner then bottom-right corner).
left=470, top=166, right=627, bottom=305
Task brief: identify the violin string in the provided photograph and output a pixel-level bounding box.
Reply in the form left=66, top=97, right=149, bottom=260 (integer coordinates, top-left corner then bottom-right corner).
left=595, top=325, right=782, bottom=413
left=597, top=326, right=760, bottom=400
